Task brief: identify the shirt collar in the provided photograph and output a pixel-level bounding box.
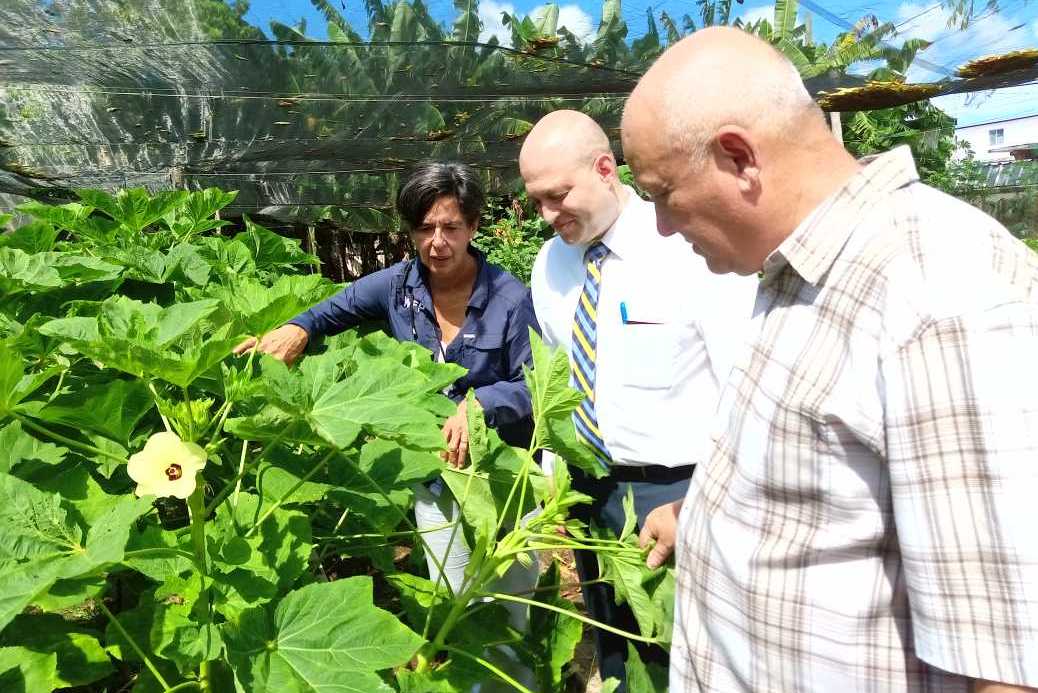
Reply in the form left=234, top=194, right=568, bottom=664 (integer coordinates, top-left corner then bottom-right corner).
left=582, top=185, right=645, bottom=261
left=762, top=146, right=920, bottom=287
left=404, top=245, right=490, bottom=310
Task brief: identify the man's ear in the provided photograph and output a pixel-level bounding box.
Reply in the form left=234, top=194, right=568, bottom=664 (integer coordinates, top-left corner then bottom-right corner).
left=593, top=152, right=617, bottom=180
left=715, top=127, right=760, bottom=195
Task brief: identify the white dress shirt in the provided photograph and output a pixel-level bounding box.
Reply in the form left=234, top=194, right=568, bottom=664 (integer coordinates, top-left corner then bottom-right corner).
left=530, top=187, right=757, bottom=468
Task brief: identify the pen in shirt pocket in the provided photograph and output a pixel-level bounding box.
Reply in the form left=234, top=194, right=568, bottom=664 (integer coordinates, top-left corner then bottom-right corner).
left=619, top=301, right=662, bottom=325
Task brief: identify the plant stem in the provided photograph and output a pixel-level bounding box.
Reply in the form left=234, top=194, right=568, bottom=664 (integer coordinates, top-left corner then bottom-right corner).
left=186, top=487, right=212, bottom=693
left=422, top=464, right=477, bottom=638
left=440, top=644, right=534, bottom=693
left=483, top=592, right=659, bottom=644
left=244, top=448, right=336, bottom=537
left=46, top=368, right=67, bottom=403
left=149, top=381, right=173, bottom=433
left=12, top=414, right=125, bottom=462
left=343, top=456, right=454, bottom=599
left=231, top=439, right=248, bottom=509
left=165, top=683, right=201, bottom=693
left=204, top=428, right=288, bottom=516
left=97, top=600, right=171, bottom=691
left=123, top=547, right=201, bottom=565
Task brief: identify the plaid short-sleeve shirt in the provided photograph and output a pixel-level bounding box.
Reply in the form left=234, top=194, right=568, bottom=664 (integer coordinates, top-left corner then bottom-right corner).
left=673, top=147, right=1038, bottom=692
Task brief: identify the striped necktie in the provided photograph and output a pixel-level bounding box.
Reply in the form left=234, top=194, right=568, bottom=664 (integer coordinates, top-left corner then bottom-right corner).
left=571, top=241, right=611, bottom=470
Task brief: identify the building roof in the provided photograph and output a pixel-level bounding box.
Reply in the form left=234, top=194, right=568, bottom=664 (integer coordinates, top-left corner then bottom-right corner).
left=980, top=160, right=1038, bottom=188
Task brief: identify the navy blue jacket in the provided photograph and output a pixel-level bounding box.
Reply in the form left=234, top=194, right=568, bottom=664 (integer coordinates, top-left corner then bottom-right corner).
left=289, top=249, right=537, bottom=447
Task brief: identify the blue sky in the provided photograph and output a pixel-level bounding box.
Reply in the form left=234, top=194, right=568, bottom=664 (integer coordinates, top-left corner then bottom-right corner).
left=243, top=0, right=1038, bottom=126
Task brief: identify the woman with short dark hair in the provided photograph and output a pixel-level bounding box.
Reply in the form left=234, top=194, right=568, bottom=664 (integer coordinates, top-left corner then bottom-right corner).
left=234, top=162, right=539, bottom=659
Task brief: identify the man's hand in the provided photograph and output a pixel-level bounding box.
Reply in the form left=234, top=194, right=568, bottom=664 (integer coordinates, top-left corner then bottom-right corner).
left=639, top=499, right=683, bottom=569
left=233, top=324, right=309, bottom=365
left=441, top=399, right=470, bottom=469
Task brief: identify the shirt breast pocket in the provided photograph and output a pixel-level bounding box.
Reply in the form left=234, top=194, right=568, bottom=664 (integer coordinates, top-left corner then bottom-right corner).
left=619, top=322, right=680, bottom=389
left=461, top=332, right=506, bottom=385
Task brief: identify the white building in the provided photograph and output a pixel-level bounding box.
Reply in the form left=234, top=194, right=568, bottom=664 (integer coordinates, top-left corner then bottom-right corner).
left=955, top=113, right=1038, bottom=162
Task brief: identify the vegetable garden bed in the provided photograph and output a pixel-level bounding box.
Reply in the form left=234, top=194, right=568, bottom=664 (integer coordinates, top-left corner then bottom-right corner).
left=0, top=188, right=672, bottom=692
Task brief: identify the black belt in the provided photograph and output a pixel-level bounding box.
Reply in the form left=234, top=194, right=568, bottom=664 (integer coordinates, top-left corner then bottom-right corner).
left=607, top=464, right=695, bottom=483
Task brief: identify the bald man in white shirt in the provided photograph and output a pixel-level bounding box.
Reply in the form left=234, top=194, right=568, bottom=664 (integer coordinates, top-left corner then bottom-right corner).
left=520, top=110, right=756, bottom=690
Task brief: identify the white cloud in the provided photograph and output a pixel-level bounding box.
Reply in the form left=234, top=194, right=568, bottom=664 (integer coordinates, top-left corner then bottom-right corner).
left=478, top=0, right=516, bottom=47
left=736, top=4, right=776, bottom=26
left=479, top=2, right=595, bottom=47
left=894, top=2, right=1038, bottom=81
left=1033, top=18, right=1038, bottom=39
left=552, top=4, right=595, bottom=43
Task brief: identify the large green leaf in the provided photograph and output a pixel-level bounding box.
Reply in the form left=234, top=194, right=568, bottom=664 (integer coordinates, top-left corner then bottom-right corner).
left=0, top=421, right=67, bottom=472
left=256, top=350, right=449, bottom=450
left=773, top=0, right=799, bottom=38
left=328, top=439, right=443, bottom=534
left=234, top=217, right=318, bottom=272
left=104, top=243, right=211, bottom=287
left=164, top=188, right=238, bottom=239
left=210, top=492, right=312, bottom=617
left=0, top=221, right=59, bottom=254
left=524, top=329, right=583, bottom=446
left=0, top=614, right=113, bottom=688
left=224, top=577, right=424, bottom=693
left=77, top=188, right=190, bottom=235
left=625, top=642, right=669, bottom=693
left=37, top=378, right=153, bottom=445
left=591, top=523, right=664, bottom=640
left=0, top=345, right=59, bottom=416
left=523, top=330, right=607, bottom=478
left=39, top=295, right=242, bottom=387
left=0, top=473, right=150, bottom=630
left=0, top=646, right=58, bottom=692
left=16, top=200, right=92, bottom=235
left=529, top=561, right=583, bottom=691
left=0, top=248, right=61, bottom=295
left=441, top=426, right=542, bottom=544
left=205, top=273, right=339, bottom=337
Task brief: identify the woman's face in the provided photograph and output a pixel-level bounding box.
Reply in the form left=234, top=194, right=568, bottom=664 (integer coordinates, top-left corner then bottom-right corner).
left=411, top=195, right=477, bottom=279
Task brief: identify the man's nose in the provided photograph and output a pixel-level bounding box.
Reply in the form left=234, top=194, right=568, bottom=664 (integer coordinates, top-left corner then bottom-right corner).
left=541, top=205, right=559, bottom=226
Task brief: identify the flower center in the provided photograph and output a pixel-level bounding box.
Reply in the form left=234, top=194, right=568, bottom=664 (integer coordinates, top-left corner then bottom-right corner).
left=165, top=463, right=183, bottom=481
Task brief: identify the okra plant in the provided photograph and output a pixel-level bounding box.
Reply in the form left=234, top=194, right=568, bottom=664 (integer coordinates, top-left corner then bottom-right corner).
left=0, top=188, right=673, bottom=692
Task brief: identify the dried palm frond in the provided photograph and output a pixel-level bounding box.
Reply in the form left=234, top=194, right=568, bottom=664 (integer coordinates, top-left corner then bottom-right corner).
left=816, top=81, right=941, bottom=111
left=956, top=49, right=1038, bottom=79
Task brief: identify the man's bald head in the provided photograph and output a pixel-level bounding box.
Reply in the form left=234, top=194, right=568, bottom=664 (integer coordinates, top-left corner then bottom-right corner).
left=519, top=110, right=629, bottom=245
left=621, top=26, right=860, bottom=275
left=624, top=26, right=824, bottom=166
left=520, top=110, right=613, bottom=172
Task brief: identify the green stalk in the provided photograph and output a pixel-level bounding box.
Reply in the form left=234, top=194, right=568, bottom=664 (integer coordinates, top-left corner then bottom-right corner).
left=422, top=462, right=478, bottom=638
left=440, top=644, right=534, bottom=693
left=484, top=592, right=659, bottom=644
left=148, top=381, right=173, bottom=433
left=342, top=457, right=455, bottom=600
left=244, top=449, right=337, bottom=537
left=182, top=386, right=195, bottom=441
left=123, top=547, right=202, bottom=566
left=204, top=428, right=289, bottom=516
left=165, top=683, right=201, bottom=693
left=186, top=486, right=212, bottom=693
left=46, top=368, right=67, bottom=403
left=12, top=414, right=125, bottom=463
left=97, top=600, right=172, bottom=691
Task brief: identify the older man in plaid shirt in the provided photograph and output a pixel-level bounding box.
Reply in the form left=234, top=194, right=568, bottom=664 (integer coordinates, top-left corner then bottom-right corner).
left=621, top=26, right=1038, bottom=693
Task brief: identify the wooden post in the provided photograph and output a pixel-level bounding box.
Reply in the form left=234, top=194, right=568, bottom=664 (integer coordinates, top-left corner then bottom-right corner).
left=830, top=111, right=843, bottom=143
